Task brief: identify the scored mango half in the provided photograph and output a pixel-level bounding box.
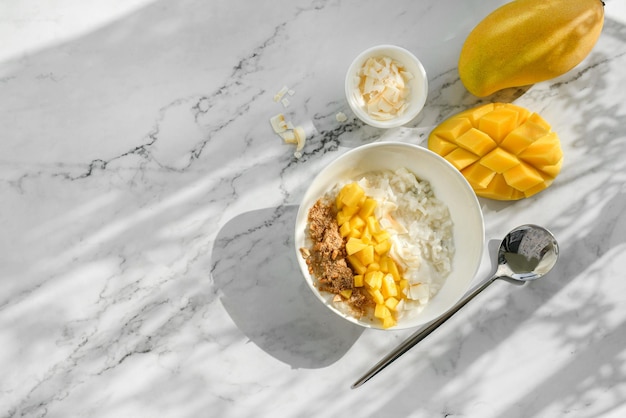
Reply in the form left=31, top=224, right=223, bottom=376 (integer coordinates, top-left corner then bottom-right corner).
left=428, top=103, right=563, bottom=200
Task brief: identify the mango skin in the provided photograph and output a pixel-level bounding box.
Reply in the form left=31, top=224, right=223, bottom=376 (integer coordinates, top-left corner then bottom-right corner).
left=459, top=0, right=605, bottom=97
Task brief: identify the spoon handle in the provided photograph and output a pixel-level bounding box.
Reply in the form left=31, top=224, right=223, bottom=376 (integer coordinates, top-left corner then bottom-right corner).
left=351, top=275, right=498, bottom=389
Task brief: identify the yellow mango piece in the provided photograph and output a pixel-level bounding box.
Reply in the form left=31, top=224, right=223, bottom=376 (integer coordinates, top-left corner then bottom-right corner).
left=503, top=162, right=545, bottom=192
left=346, top=237, right=367, bottom=255
left=366, top=216, right=381, bottom=234
left=378, top=255, right=389, bottom=273
left=480, top=147, right=520, bottom=173
left=373, top=230, right=390, bottom=243
left=366, top=262, right=381, bottom=272
left=463, top=103, right=495, bottom=125
left=444, top=147, right=479, bottom=170
left=336, top=210, right=352, bottom=226
left=431, top=117, right=473, bottom=141
left=360, top=226, right=372, bottom=244
left=455, top=127, right=497, bottom=155
left=399, top=279, right=409, bottom=295
left=374, top=239, right=391, bottom=255
left=462, top=162, right=496, bottom=189
left=536, top=158, right=563, bottom=178
left=347, top=255, right=367, bottom=275
left=500, top=120, right=549, bottom=154
left=381, top=274, right=398, bottom=298
left=428, top=136, right=457, bottom=156
left=349, top=215, right=366, bottom=231
left=368, top=289, right=385, bottom=305
left=384, top=297, right=400, bottom=311
left=356, top=245, right=375, bottom=266
left=358, top=198, right=377, bottom=219
left=523, top=180, right=551, bottom=198
left=354, top=275, right=364, bottom=288
left=387, top=258, right=401, bottom=282
left=499, top=103, right=531, bottom=125
left=364, top=271, right=383, bottom=290
left=478, top=108, right=519, bottom=142
left=458, top=0, right=605, bottom=97
left=374, top=304, right=392, bottom=319
left=340, top=289, right=352, bottom=299
left=340, top=182, right=365, bottom=207
left=518, top=132, right=563, bottom=166
left=339, top=221, right=351, bottom=238
left=382, top=316, right=397, bottom=329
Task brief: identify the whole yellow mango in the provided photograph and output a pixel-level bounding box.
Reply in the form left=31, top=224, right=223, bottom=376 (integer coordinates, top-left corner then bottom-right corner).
left=459, top=0, right=605, bottom=97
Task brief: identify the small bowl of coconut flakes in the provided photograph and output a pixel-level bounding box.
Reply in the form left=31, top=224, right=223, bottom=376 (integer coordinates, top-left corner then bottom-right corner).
left=295, top=142, right=484, bottom=330
left=345, top=45, right=428, bottom=129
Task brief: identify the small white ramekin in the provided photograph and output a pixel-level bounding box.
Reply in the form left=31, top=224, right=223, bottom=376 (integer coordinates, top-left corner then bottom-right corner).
left=345, top=44, right=428, bottom=129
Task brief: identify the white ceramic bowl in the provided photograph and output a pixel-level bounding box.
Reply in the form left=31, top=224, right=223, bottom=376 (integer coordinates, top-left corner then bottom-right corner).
left=294, top=142, right=484, bottom=330
left=345, top=45, right=428, bottom=129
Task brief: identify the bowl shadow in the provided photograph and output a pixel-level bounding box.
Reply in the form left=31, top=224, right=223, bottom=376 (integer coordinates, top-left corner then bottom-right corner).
left=211, top=204, right=363, bottom=369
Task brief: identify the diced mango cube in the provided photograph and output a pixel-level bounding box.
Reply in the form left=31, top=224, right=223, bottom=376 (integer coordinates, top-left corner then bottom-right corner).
left=347, top=255, right=367, bottom=275
left=527, top=112, right=551, bottom=131
left=500, top=120, right=548, bottom=154
left=374, top=239, right=391, bottom=255
left=340, top=289, right=352, bottom=299
left=431, top=116, right=473, bottom=142
left=518, top=132, right=562, bottom=166
left=339, top=221, right=351, bottom=238
left=480, top=147, right=520, bottom=173
left=385, top=297, right=400, bottom=311
left=382, top=316, right=397, bottom=329
left=462, top=162, right=496, bottom=189
left=381, top=274, right=398, bottom=298
left=368, top=289, right=385, bottom=305
left=356, top=245, right=375, bottom=266
left=455, top=127, right=497, bottom=155
left=346, top=237, right=367, bottom=255
left=336, top=210, right=352, bottom=226
left=354, top=275, right=364, bottom=287
left=358, top=198, right=377, bottom=219
left=361, top=226, right=372, bottom=244
left=444, top=147, right=479, bottom=170
left=374, top=304, right=392, bottom=319
left=503, top=162, right=545, bottom=192
left=478, top=108, right=519, bottom=143
left=378, top=255, right=389, bottom=273
left=373, top=230, right=390, bottom=243
left=340, top=182, right=365, bottom=207
left=366, top=262, right=380, bottom=272
left=428, top=136, right=457, bottom=156
left=364, top=271, right=383, bottom=290
left=464, top=103, right=496, bottom=126
left=387, top=258, right=401, bottom=281
left=349, top=215, right=365, bottom=231
left=366, top=216, right=381, bottom=234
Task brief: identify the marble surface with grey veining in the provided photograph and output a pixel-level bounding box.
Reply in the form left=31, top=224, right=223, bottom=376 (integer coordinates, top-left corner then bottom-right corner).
left=2, top=0, right=626, bottom=417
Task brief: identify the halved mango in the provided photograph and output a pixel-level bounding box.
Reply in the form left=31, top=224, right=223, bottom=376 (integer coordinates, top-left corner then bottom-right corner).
left=428, top=103, right=562, bottom=200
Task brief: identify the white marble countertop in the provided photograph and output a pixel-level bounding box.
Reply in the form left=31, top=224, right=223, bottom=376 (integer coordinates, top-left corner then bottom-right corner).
left=3, top=1, right=626, bottom=417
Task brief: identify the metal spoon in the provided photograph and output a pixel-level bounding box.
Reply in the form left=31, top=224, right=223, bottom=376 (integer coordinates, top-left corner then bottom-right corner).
left=351, top=224, right=559, bottom=389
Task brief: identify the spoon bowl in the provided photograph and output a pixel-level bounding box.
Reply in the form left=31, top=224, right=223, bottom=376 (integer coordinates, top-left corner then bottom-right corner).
left=352, top=224, right=559, bottom=389
left=496, top=224, right=559, bottom=282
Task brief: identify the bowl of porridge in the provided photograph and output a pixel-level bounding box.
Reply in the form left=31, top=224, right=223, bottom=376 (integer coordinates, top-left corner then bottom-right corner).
left=294, top=141, right=484, bottom=329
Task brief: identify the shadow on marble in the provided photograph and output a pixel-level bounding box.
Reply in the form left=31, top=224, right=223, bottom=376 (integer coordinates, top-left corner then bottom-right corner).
left=212, top=204, right=363, bottom=369
left=366, top=187, right=626, bottom=416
